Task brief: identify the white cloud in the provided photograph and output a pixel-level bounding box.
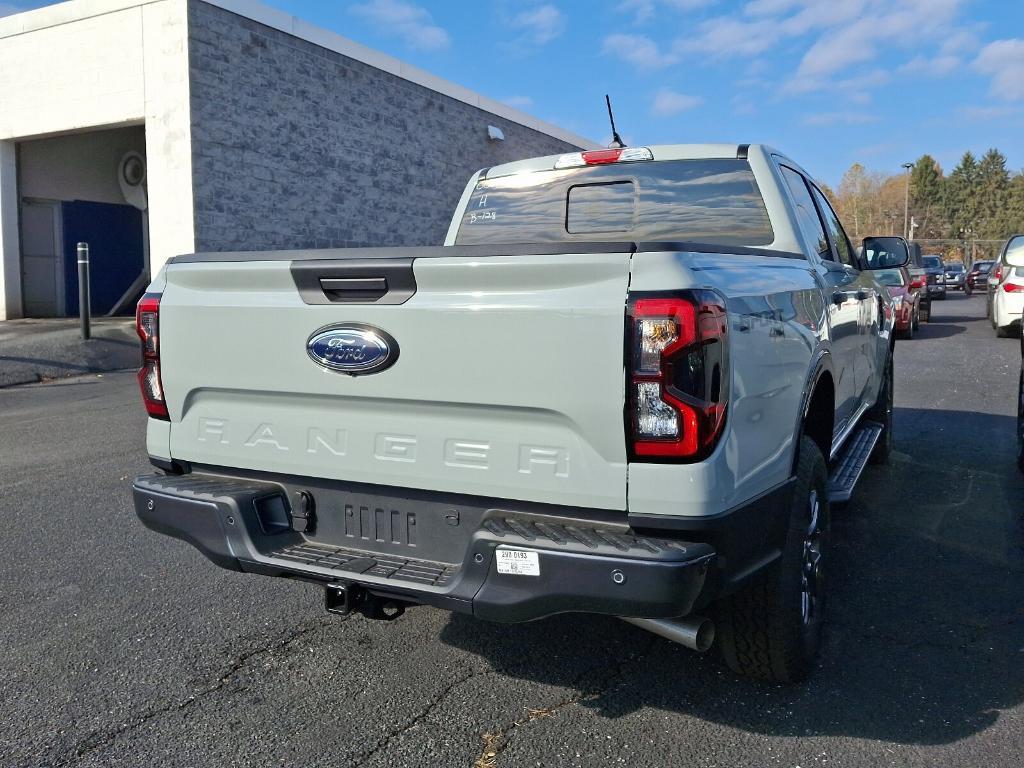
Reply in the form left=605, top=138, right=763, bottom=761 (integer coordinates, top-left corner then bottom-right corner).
left=501, top=95, right=534, bottom=109
left=801, top=111, right=879, bottom=126
left=791, top=0, right=961, bottom=82
left=651, top=88, right=703, bottom=116
left=743, top=0, right=800, bottom=16
left=350, top=0, right=450, bottom=51
left=603, top=33, right=679, bottom=70
left=674, top=17, right=778, bottom=57
left=511, top=5, right=566, bottom=46
left=959, top=104, right=1022, bottom=120
left=972, top=39, right=1024, bottom=101
left=669, top=0, right=970, bottom=102
left=899, top=55, right=960, bottom=76
left=621, top=0, right=716, bottom=24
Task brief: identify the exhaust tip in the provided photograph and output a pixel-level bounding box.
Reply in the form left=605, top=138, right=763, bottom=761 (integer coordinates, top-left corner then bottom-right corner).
left=623, top=616, right=716, bottom=653
left=691, top=617, right=715, bottom=653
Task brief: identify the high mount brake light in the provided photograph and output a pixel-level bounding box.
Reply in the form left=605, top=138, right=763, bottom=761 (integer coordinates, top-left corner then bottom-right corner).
left=136, top=293, right=168, bottom=420
left=553, top=147, right=654, bottom=169
left=627, top=291, right=729, bottom=461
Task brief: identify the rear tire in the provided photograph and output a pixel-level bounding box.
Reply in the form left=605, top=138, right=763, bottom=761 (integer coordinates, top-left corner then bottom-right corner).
left=716, top=436, right=829, bottom=683
left=866, top=353, right=893, bottom=464
left=912, top=307, right=920, bottom=331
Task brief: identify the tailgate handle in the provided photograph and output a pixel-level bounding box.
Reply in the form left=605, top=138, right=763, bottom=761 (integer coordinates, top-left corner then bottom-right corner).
left=290, top=258, right=416, bottom=305
left=319, top=277, right=387, bottom=301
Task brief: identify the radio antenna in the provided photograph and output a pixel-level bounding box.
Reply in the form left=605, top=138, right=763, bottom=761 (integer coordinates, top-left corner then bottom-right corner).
left=605, top=94, right=625, bottom=148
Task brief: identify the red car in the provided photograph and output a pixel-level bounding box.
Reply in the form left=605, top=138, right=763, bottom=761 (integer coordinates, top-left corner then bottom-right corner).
left=876, top=266, right=921, bottom=338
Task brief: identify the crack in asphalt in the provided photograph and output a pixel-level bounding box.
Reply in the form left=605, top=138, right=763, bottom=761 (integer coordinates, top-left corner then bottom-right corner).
left=347, top=666, right=494, bottom=768
left=67, top=618, right=335, bottom=763
left=474, top=635, right=658, bottom=767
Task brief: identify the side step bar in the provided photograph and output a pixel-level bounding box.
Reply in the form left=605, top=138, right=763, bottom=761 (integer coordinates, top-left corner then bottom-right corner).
left=827, top=421, right=884, bottom=503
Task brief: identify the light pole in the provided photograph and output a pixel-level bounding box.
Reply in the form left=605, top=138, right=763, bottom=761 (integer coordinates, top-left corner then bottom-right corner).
left=902, top=162, right=913, bottom=239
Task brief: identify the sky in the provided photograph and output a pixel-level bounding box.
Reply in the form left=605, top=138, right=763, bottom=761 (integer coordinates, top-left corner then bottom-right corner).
left=3, top=0, right=1024, bottom=186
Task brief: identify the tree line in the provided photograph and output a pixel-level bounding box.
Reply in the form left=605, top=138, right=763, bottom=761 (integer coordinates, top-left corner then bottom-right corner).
left=825, top=149, right=1024, bottom=258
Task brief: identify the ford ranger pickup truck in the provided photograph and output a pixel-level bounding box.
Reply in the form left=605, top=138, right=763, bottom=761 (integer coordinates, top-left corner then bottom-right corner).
left=132, top=144, right=908, bottom=682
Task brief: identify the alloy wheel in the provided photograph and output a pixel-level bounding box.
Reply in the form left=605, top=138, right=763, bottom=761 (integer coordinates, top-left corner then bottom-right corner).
left=800, top=490, right=824, bottom=626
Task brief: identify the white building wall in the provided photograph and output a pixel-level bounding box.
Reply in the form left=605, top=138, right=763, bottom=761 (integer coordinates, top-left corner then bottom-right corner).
left=0, top=0, right=194, bottom=319
left=0, top=142, right=19, bottom=318
left=141, top=0, right=194, bottom=278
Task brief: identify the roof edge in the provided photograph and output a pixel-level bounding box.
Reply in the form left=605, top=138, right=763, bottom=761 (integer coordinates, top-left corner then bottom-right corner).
left=0, top=0, right=598, bottom=150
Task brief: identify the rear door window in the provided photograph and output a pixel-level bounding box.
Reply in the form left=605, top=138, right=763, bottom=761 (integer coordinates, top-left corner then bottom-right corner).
left=809, top=185, right=857, bottom=268
left=779, top=166, right=828, bottom=257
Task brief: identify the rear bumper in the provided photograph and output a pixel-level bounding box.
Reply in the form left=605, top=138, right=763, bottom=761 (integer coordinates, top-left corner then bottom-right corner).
left=133, top=470, right=718, bottom=623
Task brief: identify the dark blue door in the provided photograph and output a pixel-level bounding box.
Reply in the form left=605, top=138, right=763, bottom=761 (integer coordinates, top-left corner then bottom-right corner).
left=62, top=201, right=144, bottom=316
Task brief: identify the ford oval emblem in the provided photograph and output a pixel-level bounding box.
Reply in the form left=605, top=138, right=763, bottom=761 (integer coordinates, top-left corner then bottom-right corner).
left=306, top=324, right=399, bottom=375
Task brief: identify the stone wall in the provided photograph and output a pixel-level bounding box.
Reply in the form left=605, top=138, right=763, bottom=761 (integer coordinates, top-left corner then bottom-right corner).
left=187, top=0, right=580, bottom=251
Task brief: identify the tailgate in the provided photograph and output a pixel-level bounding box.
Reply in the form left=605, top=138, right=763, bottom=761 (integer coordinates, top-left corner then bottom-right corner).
left=159, top=248, right=632, bottom=511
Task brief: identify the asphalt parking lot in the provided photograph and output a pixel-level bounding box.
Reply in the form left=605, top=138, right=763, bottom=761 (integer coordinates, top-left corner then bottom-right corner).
left=2, top=291, right=1022, bottom=768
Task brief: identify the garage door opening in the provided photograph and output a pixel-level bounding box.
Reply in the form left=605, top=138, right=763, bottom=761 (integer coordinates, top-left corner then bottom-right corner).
left=18, top=125, right=149, bottom=318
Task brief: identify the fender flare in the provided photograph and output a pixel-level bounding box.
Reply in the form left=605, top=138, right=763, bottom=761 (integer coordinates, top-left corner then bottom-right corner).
left=791, top=348, right=835, bottom=472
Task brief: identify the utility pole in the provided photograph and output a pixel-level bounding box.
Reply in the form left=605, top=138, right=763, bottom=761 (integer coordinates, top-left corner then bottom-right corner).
left=902, top=162, right=913, bottom=239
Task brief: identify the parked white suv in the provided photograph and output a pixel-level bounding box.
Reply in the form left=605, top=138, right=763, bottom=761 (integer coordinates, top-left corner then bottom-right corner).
left=993, top=235, right=1024, bottom=337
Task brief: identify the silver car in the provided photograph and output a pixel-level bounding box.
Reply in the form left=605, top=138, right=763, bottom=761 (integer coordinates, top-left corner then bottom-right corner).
left=943, top=262, right=966, bottom=290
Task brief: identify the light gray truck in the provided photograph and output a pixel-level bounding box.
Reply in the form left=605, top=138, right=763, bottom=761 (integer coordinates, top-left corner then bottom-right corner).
left=132, top=144, right=909, bottom=682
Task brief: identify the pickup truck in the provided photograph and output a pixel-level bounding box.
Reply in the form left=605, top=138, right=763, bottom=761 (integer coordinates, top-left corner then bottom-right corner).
left=132, top=144, right=908, bottom=682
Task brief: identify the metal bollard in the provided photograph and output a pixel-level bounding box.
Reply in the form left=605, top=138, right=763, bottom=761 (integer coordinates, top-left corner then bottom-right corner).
left=77, top=242, right=91, bottom=340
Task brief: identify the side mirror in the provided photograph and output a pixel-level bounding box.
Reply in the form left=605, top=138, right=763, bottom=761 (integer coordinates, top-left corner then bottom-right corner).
left=862, top=236, right=910, bottom=270
left=1005, top=234, right=1024, bottom=268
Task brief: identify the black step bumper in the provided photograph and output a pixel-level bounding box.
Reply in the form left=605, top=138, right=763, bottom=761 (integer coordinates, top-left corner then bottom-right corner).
left=132, top=471, right=716, bottom=623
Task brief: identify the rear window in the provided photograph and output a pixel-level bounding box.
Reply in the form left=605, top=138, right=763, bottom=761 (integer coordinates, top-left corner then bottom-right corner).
left=455, top=159, right=774, bottom=247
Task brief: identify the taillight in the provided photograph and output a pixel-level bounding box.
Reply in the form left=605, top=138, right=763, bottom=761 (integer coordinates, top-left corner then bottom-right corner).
left=994, top=265, right=1003, bottom=281
left=136, top=293, right=168, bottom=420
left=1003, top=283, right=1024, bottom=293
left=627, top=291, right=728, bottom=461
left=554, top=147, right=654, bottom=169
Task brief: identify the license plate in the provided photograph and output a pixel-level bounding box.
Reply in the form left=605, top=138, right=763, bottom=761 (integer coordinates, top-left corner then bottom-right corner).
left=495, top=548, right=541, bottom=576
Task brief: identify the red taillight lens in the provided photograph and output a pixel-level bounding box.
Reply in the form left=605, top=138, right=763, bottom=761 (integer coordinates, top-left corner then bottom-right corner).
left=995, top=265, right=1003, bottom=281
left=1003, top=283, right=1024, bottom=293
left=136, top=293, right=168, bottom=420
left=627, top=291, right=728, bottom=461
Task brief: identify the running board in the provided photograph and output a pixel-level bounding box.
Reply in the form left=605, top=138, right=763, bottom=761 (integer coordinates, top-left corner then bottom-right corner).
left=827, top=421, right=884, bottom=503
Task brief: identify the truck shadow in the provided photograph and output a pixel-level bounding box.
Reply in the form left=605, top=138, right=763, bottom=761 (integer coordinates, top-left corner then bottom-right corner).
left=439, top=408, right=1024, bottom=746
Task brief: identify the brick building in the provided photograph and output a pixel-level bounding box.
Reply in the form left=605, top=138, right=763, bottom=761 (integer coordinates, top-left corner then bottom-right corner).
left=0, top=0, right=591, bottom=319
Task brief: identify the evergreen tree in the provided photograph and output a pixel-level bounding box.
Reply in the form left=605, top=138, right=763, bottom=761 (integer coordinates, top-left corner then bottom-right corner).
left=909, top=155, right=944, bottom=238
left=975, top=149, right=1011, bottom=238
left=944, top=151, right=980, bottom=238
